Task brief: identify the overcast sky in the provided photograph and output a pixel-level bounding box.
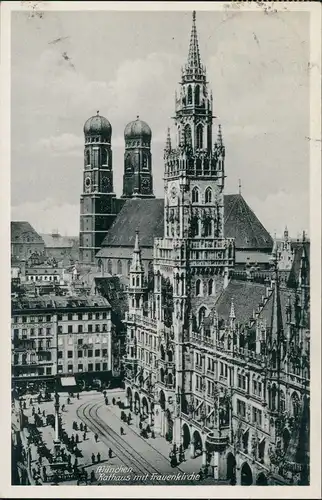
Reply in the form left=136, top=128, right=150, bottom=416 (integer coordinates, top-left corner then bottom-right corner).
left=11, top=9, right=309, bottom=238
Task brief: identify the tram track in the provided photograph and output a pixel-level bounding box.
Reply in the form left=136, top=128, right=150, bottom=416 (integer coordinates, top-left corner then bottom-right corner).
left=76, top=398, right=199, bottom=485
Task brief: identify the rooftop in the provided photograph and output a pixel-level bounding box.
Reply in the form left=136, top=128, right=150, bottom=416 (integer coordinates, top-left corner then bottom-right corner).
left=12, top=294, right=110, bottom=311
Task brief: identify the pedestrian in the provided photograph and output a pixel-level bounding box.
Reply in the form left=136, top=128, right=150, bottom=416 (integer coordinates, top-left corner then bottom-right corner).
left=97, top=452, right=101, bottom=463
left=42, top=409, right=45, bottom=417
left=71, top=434, right=75, bottom=444
left=75, top=433, right=79, bottom=444
left=112, top=397, right=115, bottom=405
left=67, top=454, right=71, bottom=464
left=139, top=421, right=142, bottom=430
left=80, top=422, right=83, bottom=432
left=90, top=470, right=96, bottom=483
left=30, top=398, right=33, bottom=406
left=67, top=397, right=70, bottom=405
left=62, top=404, right=65, bottom=411
left=105, top=397, right=108, bottom=406
left=77, top=393, right=80, bottom=400
left=83, top=432, right=86, bottom=441
left=39, top=455, right=42, bottom=465
left=74, top=457, right=78, bottom=468
left=198, top=468, right=204, bottom=481
left=108, top=448, right=112, bottom=458
left=32, top=407, right=35, bottom=416
left=23, top=401, right=27, bottom=410
left=75, top=422, right=78, bottom=431
left=120, top=426, right=124, bottom=436
left=84, top=423, right=87, bottom=432
left=91, top=453, right=95, bottom=464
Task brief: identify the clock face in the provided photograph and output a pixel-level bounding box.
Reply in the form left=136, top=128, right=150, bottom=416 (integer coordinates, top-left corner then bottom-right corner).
left=85, top=176, right=91, bottom=192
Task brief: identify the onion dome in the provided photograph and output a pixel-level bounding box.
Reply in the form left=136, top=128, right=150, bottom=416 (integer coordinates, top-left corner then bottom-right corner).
left=124, top=116, right=152, bottom=141
left=83, top=111, right=112, bottom=140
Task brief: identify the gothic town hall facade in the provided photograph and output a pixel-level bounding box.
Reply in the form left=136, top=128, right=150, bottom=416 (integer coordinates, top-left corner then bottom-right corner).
left=80, top=12, right=310, bottom=486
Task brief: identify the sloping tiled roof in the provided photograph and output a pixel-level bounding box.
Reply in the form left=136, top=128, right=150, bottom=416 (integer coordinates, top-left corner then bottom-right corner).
left=40, top=233, right=77, bottom=248
left=215, top=280, right=267, bottom=325
left=11, top=221, right=44, bottom=243
left=215, top=279, right=295, bottom=328
left=224, top=194, right=273, bottom=250
left=12, top=294, right=110, bottom=311
left=101, top=198, right=164, bottom=248
left=288, top=241, right=310, bottom=289
left=100, top=195, right=272, bottom=250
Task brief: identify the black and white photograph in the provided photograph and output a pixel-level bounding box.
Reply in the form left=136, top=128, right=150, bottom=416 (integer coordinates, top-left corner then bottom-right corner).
left=2, top=1, right=321, bottom=496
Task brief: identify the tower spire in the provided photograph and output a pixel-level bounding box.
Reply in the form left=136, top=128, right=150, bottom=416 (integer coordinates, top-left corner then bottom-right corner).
left=217, top=124, right=223, bottom=147
left=187, top=10, right=201, bottom=69
left=165, top=127, right=172, bottom=152
left=270, top=264, right=283, bottom=345
left=130, top=230, right=143, bottom=273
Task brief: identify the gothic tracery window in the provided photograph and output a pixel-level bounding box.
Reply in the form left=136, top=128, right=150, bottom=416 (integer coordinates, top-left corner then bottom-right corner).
left=187, top=85, right=193, bottom=104
left=192, top=187, right=199, bottom=203
left=107, top=259, right=112, bottom=274
left=117, top=259, right=122, bottom=275
left=101, top=148, right=108, bottom=166
left=184, top=124, right=192, bottom=148
left=196, top=124, right=203, bottom=149
left=86, top=149, right=90, bottom=166
left=195, top=84, right=200, bottom=106
left=205, top=187, right=212, bottom=203
left=196, top=279, right=202, bottom=296
left=208, top=279, right=214, bottom=296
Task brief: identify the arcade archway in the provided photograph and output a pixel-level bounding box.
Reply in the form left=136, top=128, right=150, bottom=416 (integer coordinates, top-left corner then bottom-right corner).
left=241, top=462, right=253, bottom=486
left=182, top=423, right=191, bottom=450
left=126, top=387, right=132, bottom=407
left=142, top=396, right=149, bottom=417
left=226, top=453, right=236, bottom=485
left=159, top=390, right=166, bottom=411
left=256, top=472, right=268, bottom=485
left=193, top=429, right=203, bottom=457
left=134, top=392, right=140, bottom=412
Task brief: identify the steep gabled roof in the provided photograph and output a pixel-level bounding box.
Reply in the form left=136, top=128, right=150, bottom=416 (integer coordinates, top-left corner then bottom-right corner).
left=288, top=241, right=310, bottom=289
left=224, top=194, right=273, bottom=250
left=101, top=198, right=164, bottom=248
left=11, top=221, right=44, bottom=243
left=100, top=194, right=272, bottom=250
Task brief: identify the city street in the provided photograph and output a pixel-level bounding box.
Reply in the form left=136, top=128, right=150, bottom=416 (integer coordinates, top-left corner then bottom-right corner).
left=14, top=389, right=218, bottom=486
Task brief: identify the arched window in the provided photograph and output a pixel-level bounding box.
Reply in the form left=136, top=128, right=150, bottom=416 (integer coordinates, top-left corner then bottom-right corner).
left=205, top=187, right=212, bottom=203
left=195, top=84, right=200, bottom=106
left=107, top=259, right=112, bottom=274
left=127, top=260, right=131, bottom=275
left=187, top=85, right=192, bottom=104
left=280, top=390, right=286, bottom=413
left=168, top=373, right=173, bottom=386
left=86, top=149, right=90, bottom=165
left=160, top=344, right=165, bottom=361
left=291, top=392, right=300, bottom=418
left=196, top=279, right=202, bottom=296
left=101, top=148, right=108, bottom=166
left=117, top=259, right=122, bottom=275
left=168, top=350, right=173, bottom=362
left=160, top=368, right=165, bottom=383
left=184, top=124, right=192, bottom=147
left=204, top=219, right=212, bottom=237
left=272, top=350, right=277, bottom=369
left=208, top=279, right=213, bottom=296
left=192, top=187, right=199, bottom=203
left=196, top=124, right=203, bottom=149
left=198, top=306, right=207, bottom=326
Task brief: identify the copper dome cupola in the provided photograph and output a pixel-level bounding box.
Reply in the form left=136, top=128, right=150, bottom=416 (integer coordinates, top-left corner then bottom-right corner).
left=84, top=111, right=112, bottom=143
left=124, top=116, right=152, bottom=147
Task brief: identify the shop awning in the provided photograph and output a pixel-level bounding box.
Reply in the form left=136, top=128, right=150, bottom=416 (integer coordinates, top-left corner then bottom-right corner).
left=60, top=376, right=77, bottom=387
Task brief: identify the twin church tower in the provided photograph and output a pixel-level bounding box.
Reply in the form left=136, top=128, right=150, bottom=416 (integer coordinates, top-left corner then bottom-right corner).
left=79, top=11, right=224, bottom=266
left=79, top=113, right=154, bottom=264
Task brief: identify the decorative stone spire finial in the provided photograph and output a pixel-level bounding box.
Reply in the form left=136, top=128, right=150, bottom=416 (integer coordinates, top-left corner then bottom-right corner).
left=229, top=298, right=236, bottom=320
left=165, top=127, right=172, bottom=152
left=187, top=10, right=201, bottom=69
left=217, top=124, right=223, bottom=147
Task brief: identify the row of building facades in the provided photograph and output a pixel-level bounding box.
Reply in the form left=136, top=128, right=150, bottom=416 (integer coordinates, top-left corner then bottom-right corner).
left=11, top=11, right=310, bottom=486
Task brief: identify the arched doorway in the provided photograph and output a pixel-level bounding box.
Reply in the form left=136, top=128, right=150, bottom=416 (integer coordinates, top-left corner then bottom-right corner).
left=256, top=472, right=268, bottom=485
left=134, top=392, right=140, bottom=413
left=226, top=453, right=236, bottom=485
left=182, top=423, right=191, bottom=450
left=241, top=462, right=253, bottom=486
left=193, top=430, right=203, bottom=457
left=142, top=396, right=149, bottom=418
left=126, top=387, right=132, bottom=409
left=159, top=390, right=166, bottom=411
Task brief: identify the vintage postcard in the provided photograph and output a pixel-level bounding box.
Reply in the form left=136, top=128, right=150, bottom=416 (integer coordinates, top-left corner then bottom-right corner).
left=1, top=1, right=321, bottom=498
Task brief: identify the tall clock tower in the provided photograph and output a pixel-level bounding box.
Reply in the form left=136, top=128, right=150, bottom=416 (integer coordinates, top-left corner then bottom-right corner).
left=79, top=111, right=117, bottom=265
